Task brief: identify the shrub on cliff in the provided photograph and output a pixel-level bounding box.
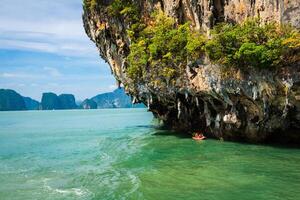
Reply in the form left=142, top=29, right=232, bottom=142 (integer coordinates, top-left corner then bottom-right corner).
left=107, top=0, right=139, bottom=21
left=127, top=40, right=148, bottom=82
left=83, top=0, right=97, bottom=11
left=127, top=11, right=206, bottom=85
left=118, top=8, right=299, bottom=83
left=205, top=19, right=300, bottom=68
left=282, top=31, right=300, bottom=63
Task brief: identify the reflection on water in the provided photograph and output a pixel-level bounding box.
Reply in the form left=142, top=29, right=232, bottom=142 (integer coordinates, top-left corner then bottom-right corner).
left=0, top=109, right=300, bottom=200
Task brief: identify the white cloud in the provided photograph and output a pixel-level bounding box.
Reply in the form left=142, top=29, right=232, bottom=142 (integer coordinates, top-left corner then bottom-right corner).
left=0, top=39, right=57, bottom=53
left=109, top=84, right=117, bottom=90
left=1, top=72, right=37, bottom=78
left=0, top=0, right=97, bottom=57
left=43, top=67, right=62, bottom=77
left=1, top=73, right=18, bottom=78
left=47, top=83, right=59, bottom=87
left=0, top=0, right=117, bottom=100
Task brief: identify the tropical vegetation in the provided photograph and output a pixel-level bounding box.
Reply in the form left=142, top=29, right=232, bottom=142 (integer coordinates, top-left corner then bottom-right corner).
left=83, top=0, right=300, bottom=85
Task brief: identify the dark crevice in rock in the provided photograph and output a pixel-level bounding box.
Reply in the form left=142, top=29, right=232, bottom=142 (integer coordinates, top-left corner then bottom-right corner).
left=212, top=0, right=225, bottom=24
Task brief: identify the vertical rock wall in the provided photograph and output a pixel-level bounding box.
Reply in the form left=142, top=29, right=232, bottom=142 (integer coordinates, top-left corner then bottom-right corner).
left=83, top=0, right=300, bottom=143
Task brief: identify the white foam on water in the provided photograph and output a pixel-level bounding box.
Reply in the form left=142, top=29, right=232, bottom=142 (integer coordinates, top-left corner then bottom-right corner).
left=52, top=188, right=88, bottom=196
left=100, top=152, right=110, bottom=160
left=122, top=170, right=143, bottom=199
left=43, top=178, right=92, bottom=197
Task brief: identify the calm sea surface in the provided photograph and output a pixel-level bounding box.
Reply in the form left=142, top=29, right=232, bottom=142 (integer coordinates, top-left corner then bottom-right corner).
left=0, top=109, right=299, bottom=200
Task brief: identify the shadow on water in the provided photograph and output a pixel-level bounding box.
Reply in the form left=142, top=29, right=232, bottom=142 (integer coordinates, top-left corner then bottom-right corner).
left=126, top=123, right=300, bottom=148
left=125, top=123, right=191, bottom=139
left=152, top=129, right=300, bottom=149
left=263, top=141, right=300, bottom=149
left=127, top=125, right=158, bottom=129
left=222, top=137, right=300, bottom=149
left=152, top=130, right=191, bottom=139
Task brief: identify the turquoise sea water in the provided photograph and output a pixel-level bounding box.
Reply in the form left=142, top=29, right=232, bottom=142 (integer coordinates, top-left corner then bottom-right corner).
left=0, top=109, right=300, bottom=200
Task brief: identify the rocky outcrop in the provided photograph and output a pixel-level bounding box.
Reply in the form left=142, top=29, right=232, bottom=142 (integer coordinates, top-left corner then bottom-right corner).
left=83, top=0, right=300, bottom=143
left=58, top=94, right=78, bottom=109
left=92, top=88, right=145, bottom=108
left=41, top=93, right=61, bottom=110
left=80, top=99, right=98, bottom=109
left=0, top=89, right=27, bottom=111
left=23, top=97, right=40, bottom=110
left=41, top=93, right=78, bottom=110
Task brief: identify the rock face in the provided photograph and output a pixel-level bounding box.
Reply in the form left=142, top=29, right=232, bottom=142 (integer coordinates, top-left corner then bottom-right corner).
left=23, top=97, right=40, bottom=110
left=41, top=93, right=78, bottom=110
left=58, top=94, right=78, bottom=109
left=80, top=99, right=98, bottom=109
left=0, top=89, right=26, bottom=111
left=83, top=0, right=300, bottom=143
left=92, top=88, right=145, bottom=108
left=41, top=93, right=61, bottom=110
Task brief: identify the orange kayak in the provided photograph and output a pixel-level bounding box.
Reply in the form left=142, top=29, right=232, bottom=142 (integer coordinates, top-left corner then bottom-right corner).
left=192, top=136, right=206, bottom=141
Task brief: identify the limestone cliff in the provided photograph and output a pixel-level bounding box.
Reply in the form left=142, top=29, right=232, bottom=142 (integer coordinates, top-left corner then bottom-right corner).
left=0, top=89, right=27, bottom=111
left=83, top=0, right=300, bottom=143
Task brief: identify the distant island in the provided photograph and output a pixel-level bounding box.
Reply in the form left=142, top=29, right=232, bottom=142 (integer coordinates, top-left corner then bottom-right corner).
left=0, top=89, right=27, bottom=111
left=0, top=88, right=145, bottom=111
left=41, top=93, right=77, bottom=110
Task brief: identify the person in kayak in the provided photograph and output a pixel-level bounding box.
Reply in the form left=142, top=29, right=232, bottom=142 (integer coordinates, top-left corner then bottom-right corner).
left=192, top=131, right=206, bottom=140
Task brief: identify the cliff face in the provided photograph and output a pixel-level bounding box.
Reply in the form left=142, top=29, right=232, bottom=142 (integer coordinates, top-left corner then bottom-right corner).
left=41, top=93, right=78, bottom=110
left=83, top=0, right=300, bottom=143
left=41, top=93, right=61, bottom=110
left=0, top=89, right=26, bottom=111
left=58, top=94, right=78, bottom=109
left=80, top=99, right=98, bottom=109
left=91, top=88, right=145, bottom=108
left=23, top=97, right=40, bottom=110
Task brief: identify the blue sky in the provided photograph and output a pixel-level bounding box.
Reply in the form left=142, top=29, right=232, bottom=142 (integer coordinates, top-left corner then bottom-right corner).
left=0, top=0, right=116, bottom=101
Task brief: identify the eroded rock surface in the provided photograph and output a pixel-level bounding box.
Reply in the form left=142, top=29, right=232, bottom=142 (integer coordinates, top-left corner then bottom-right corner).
left=83, top=0, right=300, bottom=143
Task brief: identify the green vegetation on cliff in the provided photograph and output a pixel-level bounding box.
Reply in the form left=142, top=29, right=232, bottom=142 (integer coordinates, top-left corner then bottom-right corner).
left=205, top=19, right=300, bottom=68
left=107, top=0, right=138, bottom=20
left=83, top=0, right=97, bottom=11
left=84, top=0, right=138, bottom=20
left=125, top=11, right=299, bottom=85
left=83, top=0, right=299, bottom=84
left=127, top=11, right=206, bottom=86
